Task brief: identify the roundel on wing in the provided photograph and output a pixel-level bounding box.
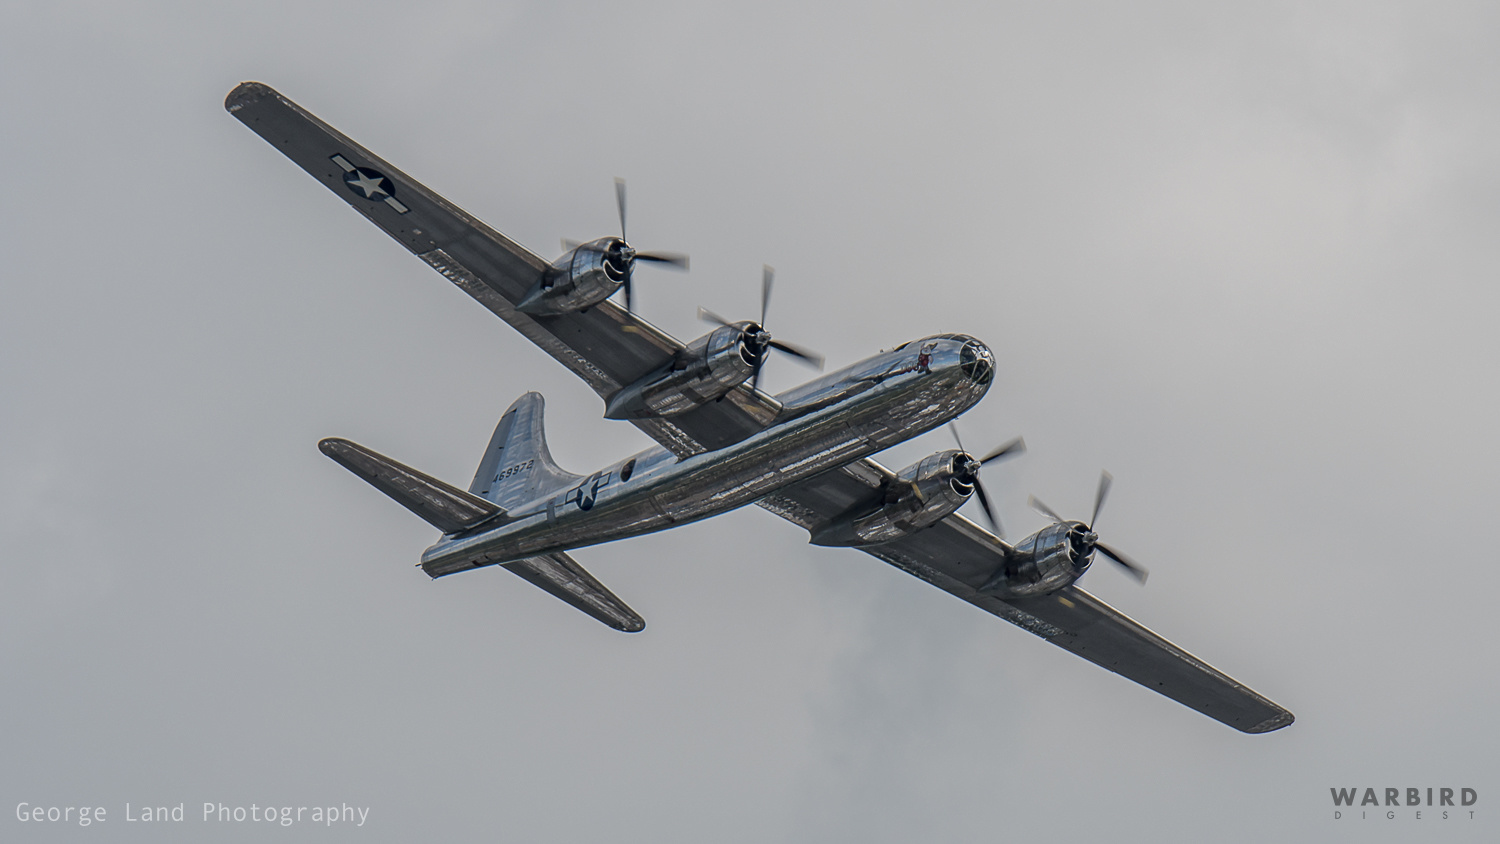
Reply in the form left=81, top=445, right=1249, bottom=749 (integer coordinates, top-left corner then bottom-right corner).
left=344, top=167, right=395, bottom=202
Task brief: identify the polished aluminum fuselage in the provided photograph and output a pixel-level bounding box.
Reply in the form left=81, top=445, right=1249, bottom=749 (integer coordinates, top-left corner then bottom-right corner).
left=422, top=335, right=992, bottom=574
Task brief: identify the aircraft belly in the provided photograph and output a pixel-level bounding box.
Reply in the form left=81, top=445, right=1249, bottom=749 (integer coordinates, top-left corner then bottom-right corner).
left=424, top=387, right=961, bottom=569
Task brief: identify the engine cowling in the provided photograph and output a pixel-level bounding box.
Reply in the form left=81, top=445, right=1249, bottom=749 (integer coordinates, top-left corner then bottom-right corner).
left=810, top=451, right=976, bottom=546
left=516, top=238, right=629, bottom=315
left=979, top=521, right=1094, bottom=598
left=604, top=323, right=763, bottom=419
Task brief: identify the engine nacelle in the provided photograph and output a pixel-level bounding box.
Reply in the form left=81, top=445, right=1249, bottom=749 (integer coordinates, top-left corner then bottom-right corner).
left=810, top=451, right=975, bottom=546
left=516, top=238, right=628, bottom=315
left=979, top=521, right=1093, bottom=598
left=604, top=323, right=762, bottom=419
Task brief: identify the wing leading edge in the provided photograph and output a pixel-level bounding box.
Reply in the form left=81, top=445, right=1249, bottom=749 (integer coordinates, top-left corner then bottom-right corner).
left=759, top=463, right=1293, bottom=733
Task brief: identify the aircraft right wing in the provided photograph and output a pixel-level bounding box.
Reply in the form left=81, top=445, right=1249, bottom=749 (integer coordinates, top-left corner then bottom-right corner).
left=758, top=463, right=1294, bottom=734
left=226, top=82, right=777, bottom=456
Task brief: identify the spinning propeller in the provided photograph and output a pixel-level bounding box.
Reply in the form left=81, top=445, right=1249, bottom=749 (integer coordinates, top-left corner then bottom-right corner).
left=564, top=178, right=689, bottom=313
left=947, top=423, right=1025, bottom=538
left=1028, top=471, right=1149, bottom=584
left=698, top=265, right=824, bottom=391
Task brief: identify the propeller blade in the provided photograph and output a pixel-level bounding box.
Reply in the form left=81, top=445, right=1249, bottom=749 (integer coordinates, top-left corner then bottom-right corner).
left=973, top=480, right=1003, bottom=538
left=767, top=337, right=824, bottom=368
left=635, top=251, right=690, bottom=269
left=1096, top=541, right=1149, bottom=584
left=614, top=177, right=627, bottom=242
left=980, top=436, right=1026, bottom=465
left=1091, top=470, right=1113, bottom=529
left=561, top=237, right=584, bottom=252
left=622, top=277, right=633, bottom=314
left=705, top=264, right=820, bottom=389
left=697, top=307, right=734, bottom=327
left=947, top=422, right=967, bottom=455
left=760, top=265, right=774, bottom=326
left=1028, top=494, right=1066, bottom=525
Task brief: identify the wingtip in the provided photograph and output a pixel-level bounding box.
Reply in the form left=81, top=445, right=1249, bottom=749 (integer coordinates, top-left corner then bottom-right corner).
left=225, top=81, right=274, bottom=113
left=1245, top=710, right=1295, bottom=734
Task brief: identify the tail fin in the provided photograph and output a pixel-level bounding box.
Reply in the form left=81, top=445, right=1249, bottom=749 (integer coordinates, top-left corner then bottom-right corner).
left=469, top=392, right=580, bottom=508
left=320, top=438, right=500, bottom=534
left=323, top=410, right=644, bottom=631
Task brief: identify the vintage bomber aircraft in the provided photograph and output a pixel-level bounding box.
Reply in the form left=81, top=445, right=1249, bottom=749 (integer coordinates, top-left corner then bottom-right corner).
left=227, top=82, right=1292, bottom=734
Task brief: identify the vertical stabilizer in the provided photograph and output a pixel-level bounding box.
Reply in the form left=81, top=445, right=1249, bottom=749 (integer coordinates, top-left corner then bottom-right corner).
left=469, top=392, right=581, bottom=509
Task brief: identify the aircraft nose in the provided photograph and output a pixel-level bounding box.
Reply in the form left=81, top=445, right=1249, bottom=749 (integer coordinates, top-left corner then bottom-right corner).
left=958, top=338, right=994, bottom=385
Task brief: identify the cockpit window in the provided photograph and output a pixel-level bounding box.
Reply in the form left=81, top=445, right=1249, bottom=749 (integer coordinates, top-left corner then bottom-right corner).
left=960, top=341, right=994, bottom=385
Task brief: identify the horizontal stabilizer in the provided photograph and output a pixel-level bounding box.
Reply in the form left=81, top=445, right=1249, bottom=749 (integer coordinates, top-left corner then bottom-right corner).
left=320, top=438, right=500, bottom=534
left=502, top=553, right=645, bottom=632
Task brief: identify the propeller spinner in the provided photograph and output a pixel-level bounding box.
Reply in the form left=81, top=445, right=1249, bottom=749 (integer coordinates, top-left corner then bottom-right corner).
left=1027, top=471, right=1149, bottom=584
left=563, top=178, right=688, bottom=313
left=698, top=265, right=824, bottom=391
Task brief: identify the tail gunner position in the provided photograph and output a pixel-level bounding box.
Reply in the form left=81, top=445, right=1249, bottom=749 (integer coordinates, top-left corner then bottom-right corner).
left=227, top=82, right=1293, bottom=734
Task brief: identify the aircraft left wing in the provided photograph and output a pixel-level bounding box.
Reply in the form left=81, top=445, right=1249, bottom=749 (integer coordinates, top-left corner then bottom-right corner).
left=226, top=82, right=777, bottom=455
left=758, top=464, right=1294, bottom=733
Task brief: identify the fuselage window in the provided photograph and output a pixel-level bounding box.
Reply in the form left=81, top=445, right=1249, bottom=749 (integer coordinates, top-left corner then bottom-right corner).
left=620, top=458, right=636, bottom=482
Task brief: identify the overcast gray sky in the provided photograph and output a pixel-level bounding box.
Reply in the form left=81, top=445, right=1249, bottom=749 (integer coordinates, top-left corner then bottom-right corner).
left=4, top=1, right=1497, bottom=842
